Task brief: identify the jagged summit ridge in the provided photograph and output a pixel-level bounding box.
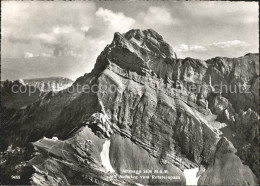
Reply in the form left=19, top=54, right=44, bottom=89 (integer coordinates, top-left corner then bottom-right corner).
left=124, top=29, right=176, bottom=58
left=93, top=29, right=177, bottom=75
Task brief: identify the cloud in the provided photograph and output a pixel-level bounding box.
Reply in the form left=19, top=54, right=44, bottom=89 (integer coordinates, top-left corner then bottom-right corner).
left=2, top=1, right=96, bottom=57
left=3, top=4, right=134, bottom=59
left=95, top=7, right=135, bottom=32
left=24, top=52, right=35, bottom=58
left=2, top=1, right=96, bottom=30
left=40, top=53, right=52, bottom=57
left=190, top=45, right=207, bottom=51
left=24, top=52, right=55, bottom=58
left=174, top=40, right=249, bottom=52
left=209, top=40, right=249, bottom=49
left=182, top=2, right=258, bottom=24
left=8, top=35, right=31, bottom=44
left=36, top=25, right=75, bottom=45
left=173, top=44, right=207, bottom=52
left=80, top=26, right=90, bottom=32
left=173, top=40, right=251, bottom=59
left=35, top=25, right=85, bottom=57
left=174, top=44, right=189, bottom=52
left=137, top=6, right=178, bottom=26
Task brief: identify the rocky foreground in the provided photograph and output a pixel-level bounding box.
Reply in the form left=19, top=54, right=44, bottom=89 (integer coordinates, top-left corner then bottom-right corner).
left=0, top=29, right=259, bottom=185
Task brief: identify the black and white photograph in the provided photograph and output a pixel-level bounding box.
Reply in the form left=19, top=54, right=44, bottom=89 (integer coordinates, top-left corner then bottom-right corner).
left=0, top=1, right=259, bottom=185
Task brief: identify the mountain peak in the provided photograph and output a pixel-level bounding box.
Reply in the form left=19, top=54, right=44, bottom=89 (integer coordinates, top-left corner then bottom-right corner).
left=124, top=29, right=164, bottom=41
left=112, top=29, right=175, bottom=58
left=93, top=29, right=177, bottom=76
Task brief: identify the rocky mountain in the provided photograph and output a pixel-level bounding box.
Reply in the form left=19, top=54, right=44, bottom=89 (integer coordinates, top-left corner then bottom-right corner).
left=1, top=77, right=73, bottom=109
left=0, top=29, right=259, bottom=185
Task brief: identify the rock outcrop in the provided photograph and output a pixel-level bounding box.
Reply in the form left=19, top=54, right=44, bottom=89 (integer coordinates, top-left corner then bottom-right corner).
left=198, top=137, right=257, bottom=185
left=0, top=29, right=258, bottom=185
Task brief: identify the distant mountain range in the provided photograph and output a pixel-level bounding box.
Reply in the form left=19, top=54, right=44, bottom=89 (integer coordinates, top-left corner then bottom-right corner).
left=1, top=77, right=73, bottom=109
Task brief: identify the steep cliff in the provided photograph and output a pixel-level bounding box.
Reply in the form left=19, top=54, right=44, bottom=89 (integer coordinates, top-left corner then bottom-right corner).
left=1, top=29, right=258, bottom=185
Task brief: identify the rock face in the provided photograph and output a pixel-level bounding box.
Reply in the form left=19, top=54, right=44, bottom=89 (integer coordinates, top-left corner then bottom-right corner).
left=198, top=137, right=257, bottom=185
left=0, top=29, right=259, bottom=185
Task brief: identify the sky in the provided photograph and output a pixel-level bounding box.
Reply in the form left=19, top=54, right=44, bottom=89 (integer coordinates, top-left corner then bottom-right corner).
left=1, top=1, right=259, bottom=80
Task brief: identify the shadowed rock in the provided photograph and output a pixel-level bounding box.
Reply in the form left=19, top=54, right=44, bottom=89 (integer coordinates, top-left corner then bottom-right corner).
left=198, top=137, right=257, bottom=185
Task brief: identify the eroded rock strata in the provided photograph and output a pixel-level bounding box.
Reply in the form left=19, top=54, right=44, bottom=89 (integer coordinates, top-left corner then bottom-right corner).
left=0, top=29, right=258, bottom=185
left=198, top=137, right=257, bottom=185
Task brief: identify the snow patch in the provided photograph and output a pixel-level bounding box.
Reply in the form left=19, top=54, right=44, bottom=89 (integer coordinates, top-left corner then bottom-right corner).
left=52, top=137, right=58, bottom=140
left=184, top=167, right=200, bottom=185
left=100, top=140, right=115, bottom=173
